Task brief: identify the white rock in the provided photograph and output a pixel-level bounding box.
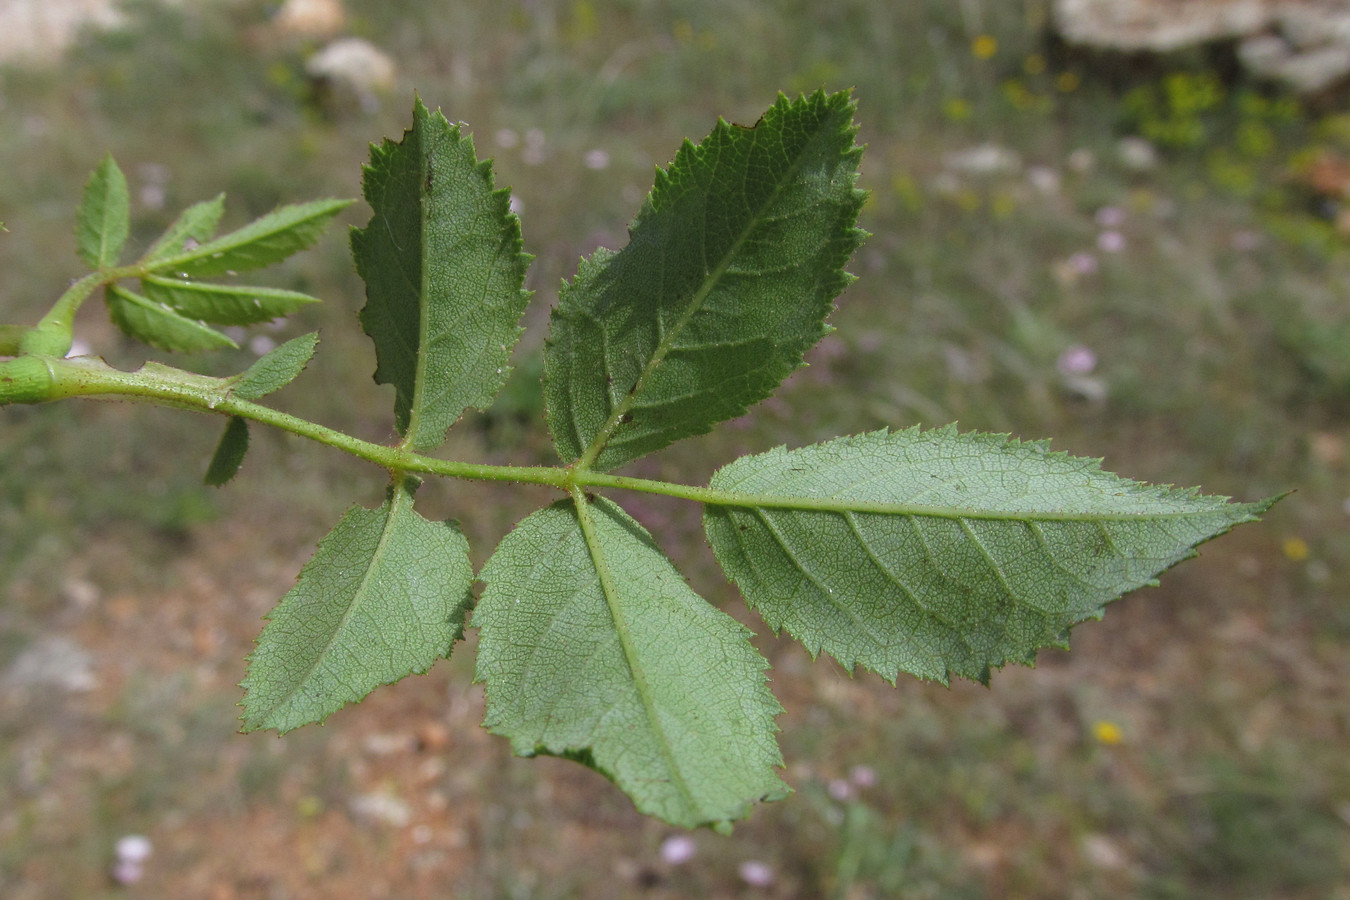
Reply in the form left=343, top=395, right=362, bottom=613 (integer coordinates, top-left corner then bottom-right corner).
left=1277, top=4, right=1350, bottom=49
left=1117, top=136, right=1159, bottom=171
left=1054, top=0, right=1350, bottom=95
left=942, top=143, right=1021, bottom=175
left=306, top=37, right=398, bottom=113
left=0, top=0, right=122, bottom=64
left=273, top=0, right=346, bottom=41
left=1053, top=0, right=1269, bottom=53
left=1261, top=42, right=1350, bottom=93
left=349, top=790, right=412, bottom=827
left=4, top=636, right=97, bottom=693
left=1081, top=833, right=1129, bottom=870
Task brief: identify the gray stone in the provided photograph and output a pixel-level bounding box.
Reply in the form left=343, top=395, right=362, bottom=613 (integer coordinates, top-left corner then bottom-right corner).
left=1052, top=0, right=1270, bottom=53
left=4, top=635, right=97, bottom=693
left=305, top=37, right=398, bottom=114
left=1053, top=0, right=1350, bottom=95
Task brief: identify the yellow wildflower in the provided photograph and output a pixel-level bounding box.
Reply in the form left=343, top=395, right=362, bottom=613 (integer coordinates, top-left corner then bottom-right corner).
left=972, top=35, right=998, bottom=60
left=1093, top=721, right=1123, bottom=745
left=1282, top=537, right=1310, bottom=561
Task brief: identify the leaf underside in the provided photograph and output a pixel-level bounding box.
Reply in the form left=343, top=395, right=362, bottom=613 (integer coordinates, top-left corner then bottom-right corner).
left=241, top=482, right=473, bottom=734
left=704, top=427, right=1275, bottom=685
left=106, top=284, right=237, bottom=353
left=475, top=498, right=788, bottom=830
left=140, top=274, right=319, bottom=325
left=205, top=416, right=249, bottom=486
left=353, top=97, right=532, bottom=451
left=544, top=89, right=868, bottom=472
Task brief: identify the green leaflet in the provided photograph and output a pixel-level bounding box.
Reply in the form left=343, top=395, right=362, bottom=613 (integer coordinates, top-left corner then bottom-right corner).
left=140, top=274, right=319, bottom=325
left=241, top=481, right=473, bottom=734
left=205, top=416, right=249, bottom=486
left=704, top=427, right=1276, bottom=684
left=159, top=198, right=353, bottom=277
left=142, top=194, right=225, bottom=264
left=231, top=332, right=320, bottom=400
left=75, top=154, right=130, bottom=269
left=352, top=97, right=532, bottom=451
left=475, top=497, right=788, bottom=831
left=544, top=90, right=867, bottom=472
left=106, top=284, right=237, bottom=352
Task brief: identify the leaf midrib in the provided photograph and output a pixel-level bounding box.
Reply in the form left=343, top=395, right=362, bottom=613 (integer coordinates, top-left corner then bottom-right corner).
left=92, top=169, right=124, bottom=266
left=574, top=113, right=835, bottom=470
left=256, top=488, right=411, bottom=726
left=571, top=493, right=699, bottom=819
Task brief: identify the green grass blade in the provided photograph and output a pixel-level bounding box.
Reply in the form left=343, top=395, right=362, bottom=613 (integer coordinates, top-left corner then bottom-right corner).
left=544, top=90, right=867, bottom=472
left=704, top=427, right=1277, bottom=685
left=140, top=274, right=319, bottom=325
left=352, top=98, right=532, bottom=451
left=240, top=481, right=473, bottom=734
left=106, top=284, right=237, bottom=352
left=475, top=497, right=788, bottom=830
left=75, top=154, right=130, bottom=269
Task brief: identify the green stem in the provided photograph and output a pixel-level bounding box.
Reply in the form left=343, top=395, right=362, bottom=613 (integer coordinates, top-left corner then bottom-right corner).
left=18, top=265, right=141, bottom=356
left=21, top=273, right=103, bottom=355
left=5, top=354, right=1228, bottom=525
left=0, top=324, right=24, bottom=356
left=26, top=354, right=570, bottom=487
left=35, top=272, right=106, bottom=335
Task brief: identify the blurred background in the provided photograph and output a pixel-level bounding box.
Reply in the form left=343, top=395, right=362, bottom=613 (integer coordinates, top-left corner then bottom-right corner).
left=1, top=0, right=1347, bottom=896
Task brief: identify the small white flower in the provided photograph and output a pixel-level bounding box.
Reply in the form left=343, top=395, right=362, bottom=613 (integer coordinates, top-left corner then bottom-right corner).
left=1067, top=252, right=1099, bottom=275
left=139, top=184, right=166, bottom=212
left=1027, top=165, right=1061, bottom=195
left=659, top=834, right=697, bottom=865
left=738, top=860, right=774, bottom=888
left=111, top=859, right=144, bottom=885
left=115, top=834, right=153, bottom=863
left=1095, top=206, right=1125, bottom=228
left=1057, top=344, right=1097, bottom=376
left=848, top=764, right=877, bottom=788
left=1097, top=230, right=1126, bottom=253
left=522, top=128, right=547, bottom=165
